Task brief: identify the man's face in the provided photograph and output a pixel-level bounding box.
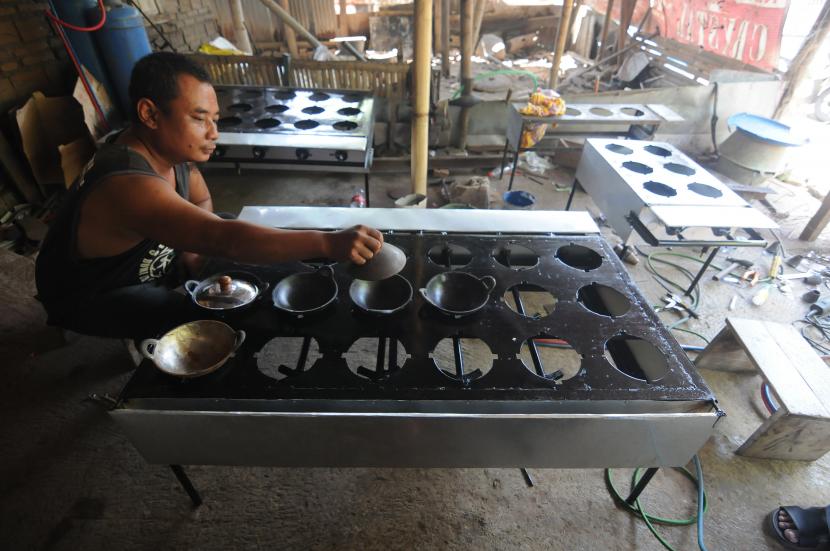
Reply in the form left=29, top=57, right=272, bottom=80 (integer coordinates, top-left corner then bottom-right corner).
left=153, top=73, right=220, bottom=163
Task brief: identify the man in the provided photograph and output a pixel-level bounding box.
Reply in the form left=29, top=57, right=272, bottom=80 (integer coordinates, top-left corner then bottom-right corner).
left=36, top=52, right=382, bottom=339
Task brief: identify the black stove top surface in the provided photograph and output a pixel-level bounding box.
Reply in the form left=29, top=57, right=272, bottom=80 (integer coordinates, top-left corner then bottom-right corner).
left=121, top=233, right=714, bottom=404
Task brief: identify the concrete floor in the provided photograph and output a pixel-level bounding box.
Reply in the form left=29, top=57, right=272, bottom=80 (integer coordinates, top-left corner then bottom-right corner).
left=3, top=162, right=830, bottom=550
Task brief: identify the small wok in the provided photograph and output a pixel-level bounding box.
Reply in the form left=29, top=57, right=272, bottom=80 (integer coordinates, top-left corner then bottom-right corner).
left=139, top=320, right=246, bottom=378
left=272, top=266, right=338, bottom=316
left=420, top=272, right=497, bottom=317
left=349, top=274, right=413, bottom=315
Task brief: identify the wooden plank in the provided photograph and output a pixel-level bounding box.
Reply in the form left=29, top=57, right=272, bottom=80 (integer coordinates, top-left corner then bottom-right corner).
left=727, top=318, right=829, bottom=418
left=765, top=320, right=830, bottom=413
left=799, top=190, right=830, bottom=241
left=737, top=411, right=830, bottom=461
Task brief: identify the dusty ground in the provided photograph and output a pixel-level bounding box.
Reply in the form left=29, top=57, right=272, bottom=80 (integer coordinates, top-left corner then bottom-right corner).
left=2, top=156, right=830, bottom=550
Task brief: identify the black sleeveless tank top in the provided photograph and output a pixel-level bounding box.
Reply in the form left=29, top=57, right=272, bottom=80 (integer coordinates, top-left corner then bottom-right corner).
left=36, top=142, right=190, bottom=308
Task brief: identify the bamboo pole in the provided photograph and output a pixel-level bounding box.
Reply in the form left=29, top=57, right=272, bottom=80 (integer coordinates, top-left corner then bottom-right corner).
left=411, top=0, right=433, bottom=197
left=472, top=0, right=486, bottom=51
left=268, top=0, right=303, bottom=56
left=616, top=0, right=636, bottom=68
left=460, top=0, right=474, bottom=95
left=434, top=0, right=442, bottom=55
left=596, top=0, right=614, bottom=60
left=775, top=0, right=830, bottom=119
left=339, top=0, right=348, bottom=36
left=549, top=0, right=574, bottom=89
left=441, top=0, right=450, bottom=77
left=229, top=0, right=253, bottom=54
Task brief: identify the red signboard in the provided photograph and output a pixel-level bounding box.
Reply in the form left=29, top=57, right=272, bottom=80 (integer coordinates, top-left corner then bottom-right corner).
left=586, top=0, right=789, bottom=71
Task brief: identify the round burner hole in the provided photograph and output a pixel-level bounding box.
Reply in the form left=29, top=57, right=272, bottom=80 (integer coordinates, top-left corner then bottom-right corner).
left=503, top=283, right=557, bottom=318
left=643, top=180, right=677, bottom=197
left=255, top=118, right=281, bottom=129
left=493, top=244, right=539, bottom=270
left=519, top=335, right=582, bottom=381
left=565, top=107, right=582, bottom=116
left=590, top=107, right=613, bottom=117
left=274, top=90, right=296, bottom=100
left=266, top=104, right=289, bottom=113
left=345, top=337, right=409, bottom=381
left=309, top=92, right=331, bottom=102
left=664, top=162, right=696, bottom=176
left=338, top=107, right=361, bottom=116
left=577, top=283, right=631, bottom=318
left=294, top=119, right=320, bottom=130
left=333, top=120, right=358, bottom=131
left=341, top=94, right=362, bottom=103
left=688, top=182, right=722, bottom=198
left=427, top=243, right=472, bottom=269
left=556, top=244, right=602, bottom=271
left=302, top=106, right=325, bottom=115
left=218, top=116, right=242, bottom=128
left=644, top=144, right=671, bottom=157
left=605, top=143, right=633, bottom=155
left=620, top=107, right=645, bottom=116
left=604, top=334, right=668, bottom=383
left=256, top=337, right=323, bottom=381
left=228, top=102, right=252, bottom=112
left=622, top=161, right=654, bottom=175
left=431, top=338, right=495, bottom=384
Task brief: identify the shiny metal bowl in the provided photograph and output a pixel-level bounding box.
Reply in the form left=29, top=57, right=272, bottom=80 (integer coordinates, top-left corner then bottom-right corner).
left=139, top=320, right=246, bottom=378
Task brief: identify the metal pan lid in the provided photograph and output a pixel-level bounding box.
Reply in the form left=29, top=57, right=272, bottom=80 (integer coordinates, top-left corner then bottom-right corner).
left=185, top=273, right=262, bottom=310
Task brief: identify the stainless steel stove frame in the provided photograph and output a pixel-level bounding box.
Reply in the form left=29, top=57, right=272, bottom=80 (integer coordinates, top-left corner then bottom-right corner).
left=209, top=85, right=375, bottom=174
left=110, top=208, right=720, bottom=506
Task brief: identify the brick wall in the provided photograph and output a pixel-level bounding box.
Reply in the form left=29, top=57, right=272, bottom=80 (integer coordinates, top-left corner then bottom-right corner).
left=0, top=1, right=72, bottom=114
left=147, top=0, right=221, bottom=52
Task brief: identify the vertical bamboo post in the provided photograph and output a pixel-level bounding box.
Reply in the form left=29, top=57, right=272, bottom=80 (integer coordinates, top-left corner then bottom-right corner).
left=339, top=0, right=348, bottom=36
left=549, top=0, right=574, bottom=89
left=460, top=0, right=474, bottom=95
left=472, top=0, right=486, bottom=52
left=411, top=0, right=433, bottom=197
left=230, top=0, right=253, bottom=54
left=275, top=0, right=299, bottom=56
left=441, top=0, right=450, bottom=77
left=596, top=0, right=614, bottom=60
left=434, top=0, right=442, bottom=55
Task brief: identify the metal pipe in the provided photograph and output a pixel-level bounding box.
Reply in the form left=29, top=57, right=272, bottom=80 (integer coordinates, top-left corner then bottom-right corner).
left=375, top=337, right=387, bottom=375
left=441, top=0, right=450, bottom=77
left=452, top=335, right=465, bottom=381
left=596, top=0, right=614, bottom=60
left=549, top=0, right=575, bottom=89
left=411, top=0, right=432, bottom=197
left=511, top=287, right=546, bottom=378
left=230, top=0, right=253, bottom=54
left=262, top=0, right=311, bottom=55
left=297, top=335, right=311, bottom=372
left=341, top=40, right=366, bottom=61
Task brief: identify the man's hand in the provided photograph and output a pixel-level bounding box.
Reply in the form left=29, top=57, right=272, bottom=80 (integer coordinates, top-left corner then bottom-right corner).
left=323, top=225, right=383, bottom=264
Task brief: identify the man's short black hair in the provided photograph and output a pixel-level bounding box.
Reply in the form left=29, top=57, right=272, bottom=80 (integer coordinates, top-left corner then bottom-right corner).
left=128, top=52, right=211, bottom=123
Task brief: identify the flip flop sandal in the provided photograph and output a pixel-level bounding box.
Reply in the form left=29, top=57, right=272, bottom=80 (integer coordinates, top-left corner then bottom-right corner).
left=768, top=506, right=830, bottom=549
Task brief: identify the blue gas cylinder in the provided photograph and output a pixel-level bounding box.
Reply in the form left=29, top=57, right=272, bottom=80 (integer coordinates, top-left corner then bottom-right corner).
left=52, top=0, right=114, bottom=96
left=89, top=3, right=152, bottom=116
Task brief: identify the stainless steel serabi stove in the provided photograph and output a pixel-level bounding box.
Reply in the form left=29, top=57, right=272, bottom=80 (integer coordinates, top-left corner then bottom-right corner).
left=112, top=208, right=721, bottom=494
left=209, top=85, right=375, bottom=173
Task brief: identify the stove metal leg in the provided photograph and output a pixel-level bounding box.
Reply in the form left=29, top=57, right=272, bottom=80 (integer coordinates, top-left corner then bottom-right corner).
left=564, top=179, right=579, bottom=211
left=507, top=148, right=520, bottom=191
left=520, top=468, right=535, bottom=487
left=375, top=336, right=387, bottom=375
left=511, top=288, right=546, bottom=378
left=364, top=173, right=371, bottom=208
left=170, top=464, right=202, bottom=507
left=499, top=141, right=510, bottom=179
left=684, top=247, right=719, bottom=297
left=624, top=467, right=659, bottom=506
